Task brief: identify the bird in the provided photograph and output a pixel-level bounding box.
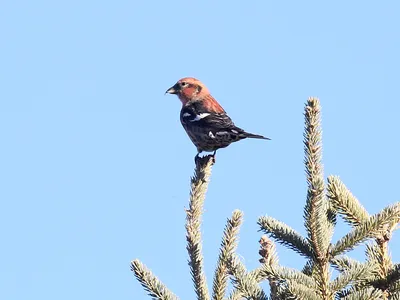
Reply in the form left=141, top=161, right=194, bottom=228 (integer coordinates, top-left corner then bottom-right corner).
left=165, top=77, right=270, bottom=160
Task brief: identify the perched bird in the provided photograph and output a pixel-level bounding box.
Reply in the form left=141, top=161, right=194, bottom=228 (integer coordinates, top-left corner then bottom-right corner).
left=165, top=77, right=270, bottom=158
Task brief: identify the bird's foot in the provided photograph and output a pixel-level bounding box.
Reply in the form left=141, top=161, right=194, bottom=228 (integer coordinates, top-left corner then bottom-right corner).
left=194, top=152, right=201, bottom=164
left=194, top=151, right=216, bottom=165
left=211, top=150, right=217, bottom=164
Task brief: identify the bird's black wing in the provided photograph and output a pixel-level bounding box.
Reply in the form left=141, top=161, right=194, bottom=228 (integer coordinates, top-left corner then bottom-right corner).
left=180, top=105, right=247, bottom=140
left=181, top=106, right=239, bottom=130
left=179, top=102, right=266, bottom=152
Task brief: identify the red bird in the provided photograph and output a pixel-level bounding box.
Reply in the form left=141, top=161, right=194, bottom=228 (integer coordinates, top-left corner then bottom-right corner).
left=166, top=77, right=270, bottom=158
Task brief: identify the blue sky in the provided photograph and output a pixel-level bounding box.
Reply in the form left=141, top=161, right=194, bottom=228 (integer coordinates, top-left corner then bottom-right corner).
left=1, top=1, right=399, bottom=299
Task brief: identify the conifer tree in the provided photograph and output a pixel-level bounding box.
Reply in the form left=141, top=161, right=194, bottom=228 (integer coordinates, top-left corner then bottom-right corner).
left=131, top=98, right=400, bottom=300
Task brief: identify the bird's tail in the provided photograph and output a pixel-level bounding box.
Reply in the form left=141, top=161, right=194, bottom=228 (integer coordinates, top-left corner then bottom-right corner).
left=245, top=132, right=271, bottom=140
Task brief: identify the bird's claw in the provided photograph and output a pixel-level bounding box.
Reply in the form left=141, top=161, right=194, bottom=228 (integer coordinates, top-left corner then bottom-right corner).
left=194, top=153, right=200, bottom=164
left=194, top=152, right=216, bottom=165
left=211, top=151, right=216, bottom=164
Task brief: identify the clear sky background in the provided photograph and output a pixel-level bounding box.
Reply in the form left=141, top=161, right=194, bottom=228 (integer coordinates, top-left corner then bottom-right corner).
left=1, top=1, right=399, bottom=299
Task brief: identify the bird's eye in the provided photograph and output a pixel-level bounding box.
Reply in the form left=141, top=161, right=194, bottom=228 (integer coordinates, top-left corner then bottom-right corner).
left=181, top=82, right=188, bottom=87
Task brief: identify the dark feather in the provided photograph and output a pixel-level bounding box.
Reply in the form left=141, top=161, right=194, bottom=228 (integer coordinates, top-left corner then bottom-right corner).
left=180, top=102, right=269, bottom=152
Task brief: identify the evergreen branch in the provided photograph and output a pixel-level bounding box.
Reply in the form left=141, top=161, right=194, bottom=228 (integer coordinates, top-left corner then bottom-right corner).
left=365, top=243, right=384, bottom=272
left=365, top=242, right=392, bottom=280
left=332, top=204, right=400, bottom=256
left=186, top=155, right=214, bottom=300
left=313, top=262, right=332, bottom=297
left=229, top=239, right=291, bottom=300
left=302, top=259, right=314, bottom=276
left=302, top=97, right=332, bottom=297
left=388, top=264, right=400, bottom=285
left=227, top=290, right=242, bottom=300
left=212, top=210, right=243, bottom=300
left=258, top=235, right=283, bottom=300
left=389, top=280, right=400, bottom=295
left=247, top=267, right=264, bottom=283
left=377, top=209, right=400, bottom=243
left=303, top=97, right=331, bottom=259
left=258, top=216, right=313, bottom=258
left=248, top=257, right=316, bottom=300
left=329, top=262, right=372, bottom=293
left=339, top=288, right=384, bottom=300
left=259, top=263, right=318, bottom=290
left=390, top=291, right=400, bottom=300
left=287, top=281, right=321, bottom=300
left=331, top=256, right=365, bottom=273
left=258, top=235, right=278, bottom=266
left=368, top=260, right=400, bottom=293
left=131, top=260, right=179, bottom=300
left=241, top=267, right=291, bottom=299
left=333, top=260, right=379, bottom=300
left=327, top=176, right=370, bottom=226
left=228, top=255, right=268, bottom=300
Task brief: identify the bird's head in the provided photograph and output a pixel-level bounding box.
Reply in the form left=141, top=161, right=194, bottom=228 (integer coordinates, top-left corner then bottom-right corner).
left=165, top=77, right=210, bottom=105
